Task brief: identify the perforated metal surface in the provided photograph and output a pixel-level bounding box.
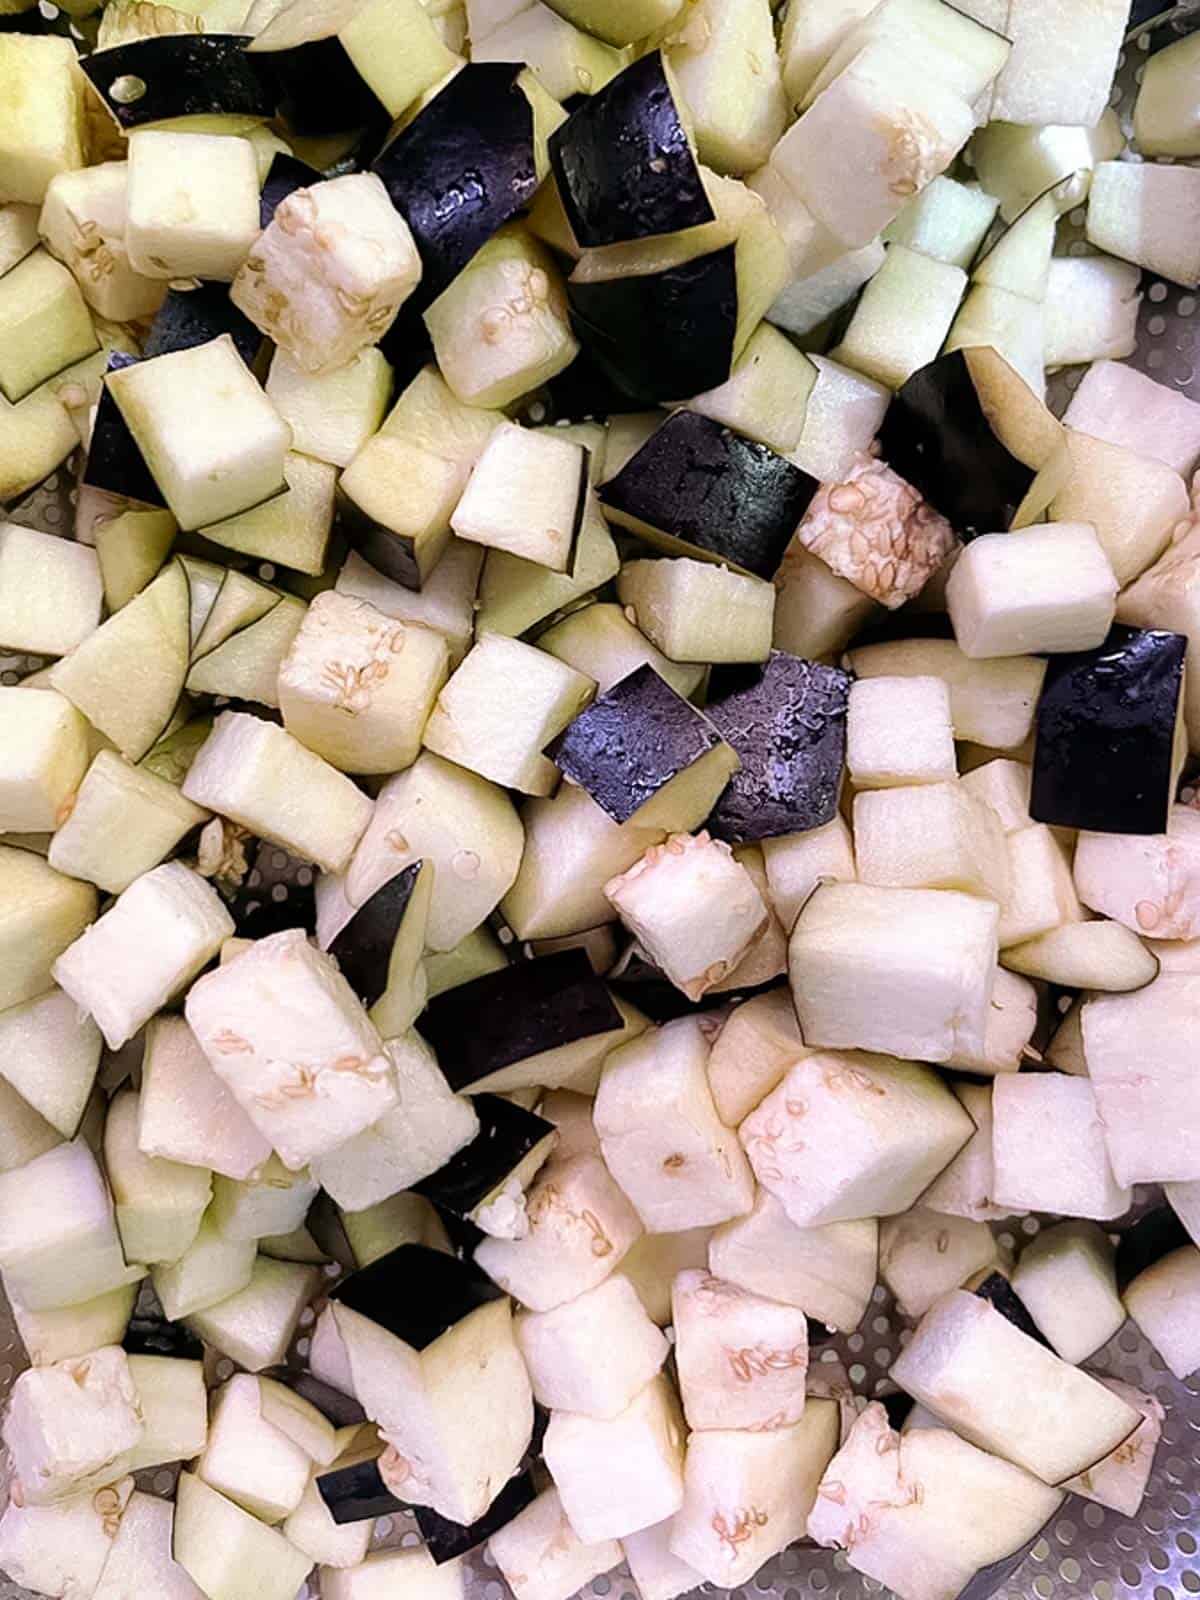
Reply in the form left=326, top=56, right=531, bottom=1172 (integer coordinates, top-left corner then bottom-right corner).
left=3, top=15, right=1200, bottom=1600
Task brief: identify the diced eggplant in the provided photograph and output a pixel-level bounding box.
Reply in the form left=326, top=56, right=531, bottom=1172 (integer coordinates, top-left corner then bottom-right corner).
left=549, top=664, right=739, bottom=832
left=173, top=1471, right=313, bottom=1600
left=549, top=53, right=711, bottom=249
left=316, top=1446, right=405, bottom=1526
left=412, top=1095, right=557, bottom=1238
left=328, top=859, right=425, bottom=1010
left=332, top=1242, right=503, bottom=1350
left=413, top=1468, right=539, bottom=1562
left=372, top=64, right=544, bottom=303
left=703, top=652, right=851, bottom=843
left=82, top=34, right=275, bottom=132
left=0, top=1476, right=135, bottom=1600
left=876, top=349, right=1036, bottom=538
left=1061, top=1377, right=1163, bottom=1519
left=1030, top=623, right=1187, bottom=836
left=991, top=1072, right=1130, bottom=1220
left=672, top=1269, right=809, bottom=1431
left=0, top=250, right=98, bottom=407
left=143, top=283, right=265, bottom=370
left=196, top=1373, right=313, bottom=1525
left=598, top=410, right=817, bottom=579
left=616, top=558, right=775, bottom=665
left=185, top=1256, right=320, bottom=1373
left=971, top=1270, right=1051, bottom=1349
left=419, top=949, right=624, bottom=1094
left=83, top=356, right=166, bottom=510
left=3, top=1345, right=143, bottom=1505
left=1011, top=1221, right=1125, bottom=1365
left=879, top=1209, right=1000, bottom=1322
left=260, top=151, right=321, bottom=228
left=1124, top=1244, right=1200, bottom=1380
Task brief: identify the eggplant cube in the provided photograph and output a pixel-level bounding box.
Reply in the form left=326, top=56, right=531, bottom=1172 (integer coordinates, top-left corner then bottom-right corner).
left=710, top=1191, right=877, bottom=1332
left=846, top=675, right=956, bottom=788
left=992, top=1072, right=1130, bottom=1221
left=104, top=1090, right=211, bottom=1266
left=921, top=1083, right=1005, bottom=1223
left=990, top=0, right=1125, bottom=127
left=1124, top=1245, right=1200, bottom=1381
left=0, top=1477, right=135, bottom=1599
left=279, top=591, right=450, bottom=776
left=489, top=1486, right=621, bottom=1600
left=233, top=175, right=421, bottom=376
left=515, top=1273, right=669, bottom=1419
left=669, top=1404, right=839, bottom=1586
left=126, top=131, right=260, bottom=284
left=0, top=36, right=85, bottom=207
left=151, top=1215, right=255, bottom=1321
left=672, top=1269, right=809, bottom=1431
left=796, top=452, right=957, bottom=611
left=3, top=1345, right=143, bottom=1505
left=1074, top=806, right=1200, bottom=942
left=0, top=686, right=87, bottom=832
left=186, top=1256, right=319, bottom=1373
left=947, top=523, right=1118, bottom=659
left=544, top=1373, right=685, bottom=1542
left=10, top=1280, right=138, bottom=1369
left=138, top=1014, right=273, bottom=1180
left=998, top=823, right=1081, bottom=949
left=209, top=1155, right=318, bottom=1242
left=283, top=1469, right=374, bottom=1570
left=616, top=557, right=775, bottom=664
left=852, top=780, right=1009, bottom=901
left=1087, top=160, right=1200, bottom=291
left=1064, top=360, right=1200, bottom=478
left=1061, top=1377, right=1163, bottom=1518
left=423, top=632, right=595, bottom=796
left=1010, top=1220, right=1125, bottom=1364
left=622, top=1519, right=707, bottom=1600
left=1031, top=624, right=1187, bottom=836
left=0, top=845, right=96, bottom=1014
left=52, top=862, right=234, bottom=1051
left=107, top=337, right=291, bottom=531
left=321, top=1547, right=465, bottom=1600
left=960, top=757, right=1033, bottom=835
left=39, top=160, right=164, bottom=324
left=740, top=1050, right=972, bottom=1228
left=475, top=1151, right=643, bottom=1311
left=0, top=521, right=102, bottom=658
left=0, top=1139, right=135, bottom=1313
left=452, top=422, right=588, bottom=574
left=808, top=1402, right=1063, bottom=1600
left=0, top=249, right=97, bottom=405
left=123, top=1353, right=207, bottom=1473
left=182, top=711, right=373, bottom=873
left=173, top=1472, right=313, bottom=1600
left=185, top=927, right=395, bottom=1170
left=265, top=347, right=392, bottom=469
left=789, top=881, right=998, bottom=1062
left=91, top=1491, right=208, bottom=1600
left=878, top=1209, right=1000, bottom=1322
left=706, top=988, right=806, bottom=1128
left=605, top=832, right=769, bottom=1002
left=551, top=663, right=738, bottom=831
left=761, top=815, right=857, bottom=933
left=197, top=1374, right=312, bottom=1525
left=0, top=983, right=94, bottom=1143
left=594, top=1015, right=755, bottom=1230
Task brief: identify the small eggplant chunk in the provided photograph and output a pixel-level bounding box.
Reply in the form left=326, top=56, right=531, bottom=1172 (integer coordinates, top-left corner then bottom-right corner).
left=143, top=283, right=266, bottom=370
left=419, top=949, right=624, bottom=1094
left=260, top=152, right=321, bottom=229
left=704, top=652, right=852, bottom=843
left=81, top=35, right=276, bottom=133
left=413, top=1468, right=539, bottom=1562
left=972, top=1270, right=1052, bottom=1350
left=328, top=859, right=424, bottom=1010
left=317, top=1448, right=405, bottom=1525
left=331, top=1242, right=504, bottom=1350
left=412, top=1095, right=558, bottom=1239
left=549, top=663, right=739, bottom=831
left=83, top=355, right=166, bottom=509
left=549, top=52, right=712, bottom=249
left=598, top=410, right=818, bottom=580
left=1030, top=623, right=1187, bottom=836
left=373, top=64, right=541, bottom=304
left=877, top=349, right=1036, bottom=539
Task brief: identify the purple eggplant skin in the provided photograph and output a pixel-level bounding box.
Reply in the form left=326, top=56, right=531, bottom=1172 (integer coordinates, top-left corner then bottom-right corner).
left=704, top=652, right=852, bottom=844
left=568, top=245, right=739, bottom=404
left=83, top=354, right=167, bottom=509
left=330, top=1242, right=504, bottom=1350
left=373, top=64, right=537, bottom=304
left=412, top=1096, right=556, bottom=1221
left=415, top=1471, right=539, bottom=1562
left=82, top=35, right=275, bottom=131
left=144, top=283, right=266, bottom=371
left=317, top=1455, right=406, bottom=1525
left=549, top=663, right=725, bottom=826
left=972, top=1271, right=1052, bottom=1349
left=328, top=859, right=424, bottom=1009
left=533, top=343, right=651, bottom=423
left=1115, top=1205, right=1192, bottom=1291
left=598, top=409, right=820, bottom=580
left=255, top=34, right=384, bottom=135
left=418, top=949, right=624, bottom=1093
left=549, top=51, right=713, bottom=249
left=336, top=488, right=423, bottom=591
left=259, top=152, right=322, bottom=228
left=877, top=350, right=1034, bottom=540
left=1030, top=624, right=1187, bottom=836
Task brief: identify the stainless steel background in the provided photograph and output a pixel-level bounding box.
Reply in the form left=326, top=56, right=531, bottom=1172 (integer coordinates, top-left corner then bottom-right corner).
left=3, top=14, right=1200, bottom=1596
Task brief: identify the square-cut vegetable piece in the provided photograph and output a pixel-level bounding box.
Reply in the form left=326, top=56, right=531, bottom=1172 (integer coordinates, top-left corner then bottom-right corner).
left=920, top=1081, right=1005, bottom=1223
left=991, top=0, right=1127, bottom=129
left=107, top=337, right=291, bottom=531
left=0, top=686, right=88, bottom=832
left=0, top=249, right=97, bottom=404
left=616, top=557, right=775, bottom=664
left=710, top=1191, right=877, bottom=1332
left=0, top=1477, right=136, bottom=1600
left=516, top=1274, right=668, bottom=1419
left=740, top=1050, right=972, bottom=1227
left=1064, top=360, right=1200, bottom=477
left=186, top=1257, right=319, bottom=1373
left=90, top=1490, right=208, bottom=1600
left=947, top=523, right=1118, bottom=659
left=200, top=451, right=336, bottom=577
left=0, top=37, right=85, bottom=206
left=832, top=244, right=967, bottom=392
left=490, top=1486, right=621, bottom=1600
left=197, top=1374, right=312, bottom=1525
left=595, top=1015, right=755, bottom=1231
left=1074, top=806, right=1200, bottom=943
left=173, top=1471, right=314, bottom=1600
left=605, top=832, right=769, bottom=1002
left=998, top=823, right=1081, bottom=949
left=279, top=591, right=449, bottom=775
left=182, top=710, right=372, bottom=873
left=790, top=881, right=998, bottom=1063
left=878, top=1208, right=1000, bottom=1321
left=0, top=522, right=102, bottom=657
left=105, top=1089, right=211, bottom=1266
left=0, top=845, right=96, bottom=1013
left=959, top=757, right=1033, bottom=835
left=126, top=132, right=260, bottom=284
left=0, top=1140, right=135, bottom=1312
left=185, top=928, right=395, bottom=1171
left=1087, top=162, right=1200, bottom=290
left=854, top=780, right=1009, bottom=901
left=139, top=1014, right=273, bottom=1180
left=623, top=1519, right=706, bottom=1600
left=422, top=632, right=595, bottom=796
left=123, top=1356, right=208, bottom=1474
left=151, top=1215, right=256, bottom=1322
left=1010, top=1220, right=1125, bottom=1365
left=672, top=1269, right=809, bottom=1431
left=475, top=1151, right=643, bottom=1311
left=3, top=1346, right=142, bottom=1505
left=39, top=161, right=165, bottom=324
left=1061, top=1377, right=1164, bottom=1517
left=1124, top=1245, right=1200, bottom=1381
left=848, top=637, right=1045, bottom=751
left=796, top=453, right=957, bottom=610
left=0, top=985, right=100, bottom=1140
left=452, top=422, right=588, bottom=573
left=991, top=1073, right=1130, bottom=1220
left=234, top=175, right=421, bottom=376
left=264, top=347, right=392, bottom=468
left=53, top=862, right=233, bottom=1051
left=846, top=675, right=956, bottom=788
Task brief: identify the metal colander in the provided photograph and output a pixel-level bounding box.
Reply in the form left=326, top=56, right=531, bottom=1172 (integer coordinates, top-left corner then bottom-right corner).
left=4, top=11, right=1200, bottom=1598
